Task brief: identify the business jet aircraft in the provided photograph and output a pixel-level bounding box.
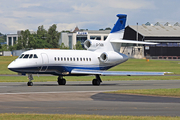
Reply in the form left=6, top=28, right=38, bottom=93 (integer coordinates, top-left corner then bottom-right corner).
left=8, top=14, right=164, bottom=86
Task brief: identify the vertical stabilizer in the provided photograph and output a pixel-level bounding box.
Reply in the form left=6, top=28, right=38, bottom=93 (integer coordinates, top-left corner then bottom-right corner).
left=105, top=14, right=127, bottom=52
left=110, top=14, right=127, bottom=34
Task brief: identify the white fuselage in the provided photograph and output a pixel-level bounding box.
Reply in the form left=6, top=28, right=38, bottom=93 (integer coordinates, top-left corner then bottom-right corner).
left=8, top=49, right=128, bottom=76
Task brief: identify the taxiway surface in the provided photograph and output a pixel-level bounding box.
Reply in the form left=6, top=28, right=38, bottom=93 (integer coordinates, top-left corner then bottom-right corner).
left=0, top=80, right=180, bottom=116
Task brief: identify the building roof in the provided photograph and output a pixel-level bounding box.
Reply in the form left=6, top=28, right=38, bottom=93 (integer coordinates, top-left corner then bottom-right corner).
left=73, top=26, right=80, bottom=32
left=129, top=25, right=180, bottom=37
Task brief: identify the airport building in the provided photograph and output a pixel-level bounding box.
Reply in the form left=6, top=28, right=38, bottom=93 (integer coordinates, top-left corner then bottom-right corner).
left=123, top=22, right=180, bottom=59
left=60, top=27, right=110, bottom=49
left=6, top=31, right=36, bottom=46
left=6, top=34, right=19, bottom=46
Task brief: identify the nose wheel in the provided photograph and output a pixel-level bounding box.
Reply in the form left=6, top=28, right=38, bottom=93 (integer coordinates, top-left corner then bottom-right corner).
left=57, top=76, right=66, bottom=85
left=27, top=82, right=33, bottom=86
left=27, top=74, right=34, bottom=86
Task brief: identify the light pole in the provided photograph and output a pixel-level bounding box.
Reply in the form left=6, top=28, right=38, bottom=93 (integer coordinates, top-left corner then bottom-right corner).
left=136, top=22, right=138, bottom=46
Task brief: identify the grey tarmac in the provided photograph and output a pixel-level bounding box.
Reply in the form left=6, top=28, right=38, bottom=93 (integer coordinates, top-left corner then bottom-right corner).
left=0, top=80, right=180, bottom=116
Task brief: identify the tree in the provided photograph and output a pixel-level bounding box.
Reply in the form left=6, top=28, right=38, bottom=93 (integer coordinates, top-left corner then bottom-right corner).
left=8, top=45, right=16, bottom=51
left=16, top=36, right=23, bottom=50
left=16, top=30, right=30, bottom=50
left=59, top=43, right=69, bottom=49
left=28, top=34, right=37, bottom=49
left=10, top=24, right=61, bottom=50
left=75, top=41, right=84, bottom=50
left=1, top=44, right=8, bottom=51
left=46, top=24, right=60, bottom=48
left=105, top=27, right=111, bottom=30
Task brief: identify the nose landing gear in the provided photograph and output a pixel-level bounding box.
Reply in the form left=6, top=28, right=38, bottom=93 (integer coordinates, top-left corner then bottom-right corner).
left=57, top=76, right=66, bottom=85
left=27, top=74, right=34, bottom=86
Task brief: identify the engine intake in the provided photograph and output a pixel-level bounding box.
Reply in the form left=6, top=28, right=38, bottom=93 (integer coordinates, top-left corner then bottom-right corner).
left=100, top=52, right=108, bottom=62
left=99, top=52, right=126, bottom=63
left=84, top=39, right=105, bottom=51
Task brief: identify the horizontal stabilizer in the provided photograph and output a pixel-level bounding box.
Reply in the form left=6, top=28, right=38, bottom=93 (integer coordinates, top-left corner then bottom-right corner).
left=110, top=39, right=158, bottom=45
left=71, top=69, right=165, bottom=76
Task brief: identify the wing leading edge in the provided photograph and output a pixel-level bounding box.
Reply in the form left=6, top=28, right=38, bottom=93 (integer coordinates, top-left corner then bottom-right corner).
left=71, top=69, right=165, bottom=76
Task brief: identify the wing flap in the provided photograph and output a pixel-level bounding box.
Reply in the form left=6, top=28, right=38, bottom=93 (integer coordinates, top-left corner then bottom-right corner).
left=71, top=69, right=165, bottom=76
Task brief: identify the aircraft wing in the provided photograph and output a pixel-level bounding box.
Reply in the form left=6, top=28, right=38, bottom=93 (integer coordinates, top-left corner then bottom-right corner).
left=71, top=69, right=165, bottom=76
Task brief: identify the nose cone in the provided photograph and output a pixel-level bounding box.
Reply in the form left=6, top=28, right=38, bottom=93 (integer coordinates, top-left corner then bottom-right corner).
left=8, top=61, right=15, bottom=71
left=8, top=61, right=20, bottom=73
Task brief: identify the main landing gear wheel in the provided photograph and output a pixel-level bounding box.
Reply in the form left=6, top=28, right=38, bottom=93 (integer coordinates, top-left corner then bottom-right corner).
left=57, top=76, right=66, bottom=85
left=92, top=75, right=102, bottom=86
left=27, top=74, right=34, bottom=86
left=92, top=79, right=100, bottom=86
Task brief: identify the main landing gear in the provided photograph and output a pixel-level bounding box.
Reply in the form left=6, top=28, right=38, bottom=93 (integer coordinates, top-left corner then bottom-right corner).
left=57, top=75, right=102, bottom=86
left=92, top=75, right=102, bottom=86
left=57, top=76, right=66, bottom=85
left=27, top=74, right=33, bottom=86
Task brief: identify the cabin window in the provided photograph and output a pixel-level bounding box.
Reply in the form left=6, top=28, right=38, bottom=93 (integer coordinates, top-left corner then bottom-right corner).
left=23, top=54, right=29, bottom=59
left=67, top=58, right=69, bottom=61
left=64, top=57, right=66, bottom=61
left=70, top=58, right=72, bottom=61
left=73, top=58, right=75, bottom=61
left=54, top=57, right=56, bottom=61
left=80, top=58, right=82, bottom=61
left=29, top=54, right=33, bottom=58
left=61, top=57, right=63, bottom=61
left=58, top=57, right=60, bottom=61
left=19, top=54, right=24, bottom=58
left=86, top=58, right=88, bottom=61
left=77, top=58, right=79, bottom=61
left=34, top=54, right=38, bottom=58
left=83, top=58, right=85, bottom=61
left=89, top=58, right=91, bottom=61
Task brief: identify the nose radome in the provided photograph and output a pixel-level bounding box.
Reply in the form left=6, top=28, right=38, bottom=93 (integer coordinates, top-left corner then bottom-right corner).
left=8, top=61, right=15, bottom=69
left=8, top=63, right=12, bottom=69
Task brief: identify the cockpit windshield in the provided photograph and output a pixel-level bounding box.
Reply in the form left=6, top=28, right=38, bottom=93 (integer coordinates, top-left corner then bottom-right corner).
left=29, top=54, right=33, bottom=58
left=19, top=54, right=24, bottom=58
left=19, top=54, right=38, bottom=59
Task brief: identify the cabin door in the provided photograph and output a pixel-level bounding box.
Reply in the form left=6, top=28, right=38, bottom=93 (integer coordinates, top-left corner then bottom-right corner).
left=40, top=53, right=49, bottom=72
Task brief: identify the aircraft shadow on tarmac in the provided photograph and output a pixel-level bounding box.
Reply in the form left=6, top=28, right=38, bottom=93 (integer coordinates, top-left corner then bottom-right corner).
left=31, top=83, right=118, bottom=86
left=91, top=93, right=180, bottom=103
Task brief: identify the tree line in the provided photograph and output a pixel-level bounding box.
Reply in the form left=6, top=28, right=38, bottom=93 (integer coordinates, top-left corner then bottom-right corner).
left=0, top=24, right=83, bottom=51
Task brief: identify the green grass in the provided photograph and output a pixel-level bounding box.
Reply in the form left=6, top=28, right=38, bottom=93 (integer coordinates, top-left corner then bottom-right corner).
left=107, top=88, right=180, bottom=97
left=109, top=59, right=180, bottom=74
left=0, top=56, right=18, bottom=74
left=0, top=114, right=180, bottom=120
left=1, top=56, right=180, bottom=82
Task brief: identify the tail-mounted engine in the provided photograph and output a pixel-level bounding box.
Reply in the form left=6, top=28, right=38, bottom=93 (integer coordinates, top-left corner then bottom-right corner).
left=84, top=39, right=105, bottom=51
left=99, top=52, right=125, bottom=64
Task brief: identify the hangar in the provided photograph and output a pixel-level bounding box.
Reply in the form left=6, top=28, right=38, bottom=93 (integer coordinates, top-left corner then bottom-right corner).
left=123, top=23, right=180, bottom=59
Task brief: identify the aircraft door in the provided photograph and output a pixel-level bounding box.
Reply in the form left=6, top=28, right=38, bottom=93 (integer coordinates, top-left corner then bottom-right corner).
left=40, top=53, right=49, bottom=72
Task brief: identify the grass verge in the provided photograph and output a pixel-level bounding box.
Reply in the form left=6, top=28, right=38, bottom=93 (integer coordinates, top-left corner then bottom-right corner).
left=107, top=88, right=180, bottom=97
left=0, top=114, right=180, bottom=120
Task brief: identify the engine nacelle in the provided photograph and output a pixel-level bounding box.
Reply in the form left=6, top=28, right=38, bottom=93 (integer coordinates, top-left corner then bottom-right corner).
left=84, top=39, right=105, bottom=51
left=99, top=52, right=127, bottom=63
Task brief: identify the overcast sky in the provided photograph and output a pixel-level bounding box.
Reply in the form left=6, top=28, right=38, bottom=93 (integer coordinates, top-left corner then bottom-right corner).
left=0, top=0, right=180, bottom=34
